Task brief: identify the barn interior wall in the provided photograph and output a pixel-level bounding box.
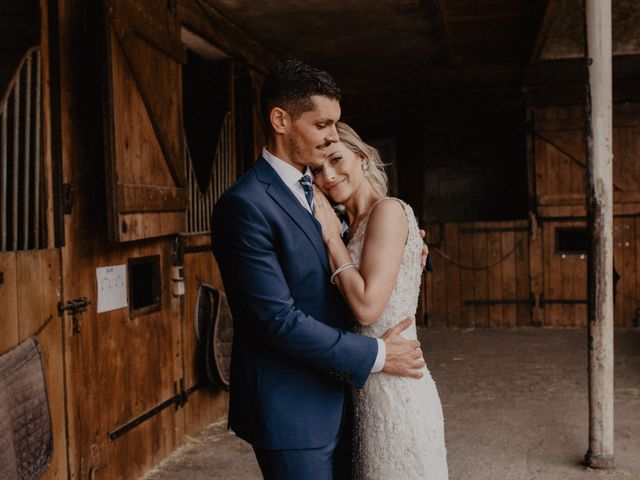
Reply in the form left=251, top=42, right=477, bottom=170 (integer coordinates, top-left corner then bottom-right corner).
left=0, top=1, right=67, bottom=478
left=49, top=0, right=250, bottom=478
left=417, top=101, right=640, bottom=328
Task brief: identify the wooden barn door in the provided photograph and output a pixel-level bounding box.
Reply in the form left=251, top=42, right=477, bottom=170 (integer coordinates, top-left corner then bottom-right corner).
left=0, top=1, right=69, bottom=478
left=539, top=220, right=588, bottom=326
left=59, top=1, right=188, bottom=478
left=531, top=106, right=640, bottom=327
left=103, top=0, right=187, bottom=242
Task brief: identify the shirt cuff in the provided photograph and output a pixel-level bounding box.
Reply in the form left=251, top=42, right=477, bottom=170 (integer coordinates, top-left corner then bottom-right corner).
left=371, top=338, right=386, bottom=373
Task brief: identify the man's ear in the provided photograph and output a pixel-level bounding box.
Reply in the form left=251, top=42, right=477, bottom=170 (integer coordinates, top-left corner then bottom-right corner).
left=270, top=107, right=289, bottom=134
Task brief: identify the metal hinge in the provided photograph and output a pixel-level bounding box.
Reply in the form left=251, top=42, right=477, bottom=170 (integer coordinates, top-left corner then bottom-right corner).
left=58, top=297, right=91, bottom=334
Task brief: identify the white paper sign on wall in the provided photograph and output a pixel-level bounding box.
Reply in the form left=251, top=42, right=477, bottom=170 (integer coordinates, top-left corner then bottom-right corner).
left=96, top=265, right=128, bottom=313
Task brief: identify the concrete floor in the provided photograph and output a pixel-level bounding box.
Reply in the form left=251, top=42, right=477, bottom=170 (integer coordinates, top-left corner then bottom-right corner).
left=142, top=328, right=640, bottom=480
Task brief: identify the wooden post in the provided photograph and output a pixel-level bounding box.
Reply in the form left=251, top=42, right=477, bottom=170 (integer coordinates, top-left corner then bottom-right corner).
left=584, top=0, right=614, bottom=469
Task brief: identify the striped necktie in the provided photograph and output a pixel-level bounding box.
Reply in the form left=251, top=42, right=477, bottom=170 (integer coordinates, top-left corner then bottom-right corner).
left=299, top=175, right=314, bottom=211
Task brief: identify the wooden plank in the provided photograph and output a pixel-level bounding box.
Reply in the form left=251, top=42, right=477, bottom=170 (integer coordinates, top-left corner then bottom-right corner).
left=0, top=252, right=19, bottom=354
left=108, top=5, right=187, bottom=64
left=444, top=223, right=461, bottom=326
left=177, top=0, right=278, bottom=75
left=36, top=251, right=67, bottom=480
left=180, top=234, right=228, bottom=435
left=118, top=212, right=185, bottom=242
left=430, top=227, right=447, bottom=328
left=536, top=137, right=552, bottom=199
left=458, top=222, right=474, bottom=328
left=16, top=250, right=44, bottom=340
left=118, top=184, right=188, bottom=213
left=110, top=22, right=186, bottom=187
left=528, top=217, right=544, bottom=325
left=104, top=0, right=188, bottom=243
left=472, top=222, right=489, bottom=327
left=618, top=217, right=635, bottom=327
left=542, top=220, right=559, bottom=325
left=537, top=114, right=640, bottom=131
left=501, top=224, right=518, bottom=327
left=614, top=126, right=640, bottom=194
left=540, top=192, right=640, bottom=206
left=40, top=0, right=56, bottom=249
left=535, top=128, right=633, bottom=191
left=612, top=216, right=623, bottom=327
left=486, top=222, right=503, bottom=327
left=568, top=226, right=587, bottom=327
left=515, top=226, right=532, bottom=326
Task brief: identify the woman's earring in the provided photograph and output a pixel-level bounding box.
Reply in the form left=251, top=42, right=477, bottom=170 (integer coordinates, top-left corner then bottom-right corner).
left=362, top=163, right=369, bottom=177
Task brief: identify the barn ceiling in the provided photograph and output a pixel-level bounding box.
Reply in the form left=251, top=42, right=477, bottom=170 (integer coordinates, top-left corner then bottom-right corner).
left=204, top=0, right=640, bottom=126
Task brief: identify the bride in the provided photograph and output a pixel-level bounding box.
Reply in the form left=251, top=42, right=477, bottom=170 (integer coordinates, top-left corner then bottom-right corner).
left=311, top=122, right=448, bottom=479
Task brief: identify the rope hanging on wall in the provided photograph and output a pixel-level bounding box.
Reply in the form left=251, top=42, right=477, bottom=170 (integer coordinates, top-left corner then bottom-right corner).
left=431, top=240, right=522, bottom=271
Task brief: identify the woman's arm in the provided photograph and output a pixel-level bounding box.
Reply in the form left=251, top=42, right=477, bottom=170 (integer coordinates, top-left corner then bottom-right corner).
left=315, top=194, right=408, bottom=326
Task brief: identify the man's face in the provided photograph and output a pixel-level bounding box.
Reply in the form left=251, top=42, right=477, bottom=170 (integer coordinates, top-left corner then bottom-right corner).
left=285, top=95, right=341, bottom=171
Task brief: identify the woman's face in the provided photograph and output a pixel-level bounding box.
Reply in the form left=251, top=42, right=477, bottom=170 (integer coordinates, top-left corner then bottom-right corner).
left=310, top=142, right=367, bottom=204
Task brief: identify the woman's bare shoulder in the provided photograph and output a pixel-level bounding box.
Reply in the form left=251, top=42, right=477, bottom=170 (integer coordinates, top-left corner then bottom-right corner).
left=367, top=198, right=408, bottom=235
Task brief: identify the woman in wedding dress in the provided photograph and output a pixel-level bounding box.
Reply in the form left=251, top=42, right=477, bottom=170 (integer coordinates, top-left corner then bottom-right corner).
left=311, top=122, right=448, bottom=480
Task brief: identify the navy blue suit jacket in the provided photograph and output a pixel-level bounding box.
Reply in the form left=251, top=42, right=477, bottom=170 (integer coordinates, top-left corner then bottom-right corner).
left=211, top=157, right=378, bottom=450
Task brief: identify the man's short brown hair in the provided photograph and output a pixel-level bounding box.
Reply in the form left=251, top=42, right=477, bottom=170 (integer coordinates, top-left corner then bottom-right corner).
left=260, top=59, right=342, bottom=132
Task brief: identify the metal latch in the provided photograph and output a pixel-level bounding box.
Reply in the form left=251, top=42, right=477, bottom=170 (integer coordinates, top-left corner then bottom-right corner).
left=58, top=297, right=91, bottom=334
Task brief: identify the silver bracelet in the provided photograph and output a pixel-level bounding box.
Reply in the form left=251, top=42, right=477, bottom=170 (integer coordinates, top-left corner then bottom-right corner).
left=330, top=262, right=356, bottom=285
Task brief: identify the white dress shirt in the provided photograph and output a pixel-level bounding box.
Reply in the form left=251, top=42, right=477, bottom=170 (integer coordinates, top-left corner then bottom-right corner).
left=262, top=148, right=386, bottom=373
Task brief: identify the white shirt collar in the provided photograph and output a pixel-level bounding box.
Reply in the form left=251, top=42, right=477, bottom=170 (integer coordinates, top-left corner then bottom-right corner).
left=262, top=147, right=312, bottom=187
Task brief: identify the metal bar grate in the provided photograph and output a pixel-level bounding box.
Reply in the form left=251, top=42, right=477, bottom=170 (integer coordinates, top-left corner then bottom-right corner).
left=186, top=110, right=235, bottom=234
left=0, top=47, right=46, bottom=251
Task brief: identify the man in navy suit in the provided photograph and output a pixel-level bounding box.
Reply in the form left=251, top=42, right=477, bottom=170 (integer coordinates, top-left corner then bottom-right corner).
left=211, top=60, right=425, bottom=479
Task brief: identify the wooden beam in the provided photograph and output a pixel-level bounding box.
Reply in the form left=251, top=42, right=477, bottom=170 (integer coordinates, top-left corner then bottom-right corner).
left=528, top=0, right=564, bottom=64
left=584, top=0, right=614, bottom=470
left=177, top=0, right=278, bottom=76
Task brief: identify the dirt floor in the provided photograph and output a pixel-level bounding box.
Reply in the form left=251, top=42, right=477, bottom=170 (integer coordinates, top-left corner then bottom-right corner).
left=142, top=328, right=640, bottom=480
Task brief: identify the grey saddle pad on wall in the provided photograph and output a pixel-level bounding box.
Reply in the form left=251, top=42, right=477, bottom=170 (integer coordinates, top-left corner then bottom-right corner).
left=0, top=337, right=52, bottom=480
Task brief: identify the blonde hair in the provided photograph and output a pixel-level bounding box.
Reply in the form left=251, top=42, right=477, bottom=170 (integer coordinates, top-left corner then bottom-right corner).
left=336, top=122, right=388, bottom=197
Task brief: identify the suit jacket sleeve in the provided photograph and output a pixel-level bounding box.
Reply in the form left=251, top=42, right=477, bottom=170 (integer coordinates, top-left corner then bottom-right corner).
left=212, top=193, right=378, bottom=388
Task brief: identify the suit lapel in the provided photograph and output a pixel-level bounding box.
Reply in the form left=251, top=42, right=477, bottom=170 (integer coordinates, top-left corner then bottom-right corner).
left=254, top=158, right=330, bottom=275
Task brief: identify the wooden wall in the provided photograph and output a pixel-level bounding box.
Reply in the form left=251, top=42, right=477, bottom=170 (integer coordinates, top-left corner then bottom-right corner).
left=424, top=221, right=531, bottom=328
left=0, top=250, right=67, bottom=480
left=423, top=103, right=640, bottom=329
left=529, top=104, right=640, bottom=328
left=47, top=0, right=266, bottom=478
left=0, top=1, right=67, bottom=477
left=180, top=234, right=228, bottom=437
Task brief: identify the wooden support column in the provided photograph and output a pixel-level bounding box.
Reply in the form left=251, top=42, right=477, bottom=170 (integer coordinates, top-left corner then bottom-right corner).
left=584, top=0, right=614, bottom=470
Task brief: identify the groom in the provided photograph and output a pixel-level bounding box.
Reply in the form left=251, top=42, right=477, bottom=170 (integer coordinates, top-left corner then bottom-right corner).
left=211, top=60, right=425, bottom=479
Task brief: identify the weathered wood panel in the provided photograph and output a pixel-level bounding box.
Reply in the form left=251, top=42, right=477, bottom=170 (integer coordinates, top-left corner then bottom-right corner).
left=533, top=104, right=640, bottom=217
left=534, top=216, right=639, bottom=328
left=529, top=104, right=640, bottom=327
left=0, top=250, right=66, bottom=480
left=103, top=0, right=188, bottom=242
left=426, top=220, right=531, bottom=328
left=181, top=234, right=228, bottom=437
left=176, top=0, right=277, bottom=76
left=0, top=253, right=19, bottom=353
left=58, top=0, right=189, bottom=477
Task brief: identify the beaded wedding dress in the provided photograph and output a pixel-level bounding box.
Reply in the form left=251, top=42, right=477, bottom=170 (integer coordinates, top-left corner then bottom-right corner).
left=348, top=198, right=448, bottom=480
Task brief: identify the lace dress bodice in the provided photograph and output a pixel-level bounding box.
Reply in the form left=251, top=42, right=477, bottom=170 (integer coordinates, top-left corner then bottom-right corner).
left=347, top=198, right=424, bottom=340
left=346, top=198, right=448, bottom=480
